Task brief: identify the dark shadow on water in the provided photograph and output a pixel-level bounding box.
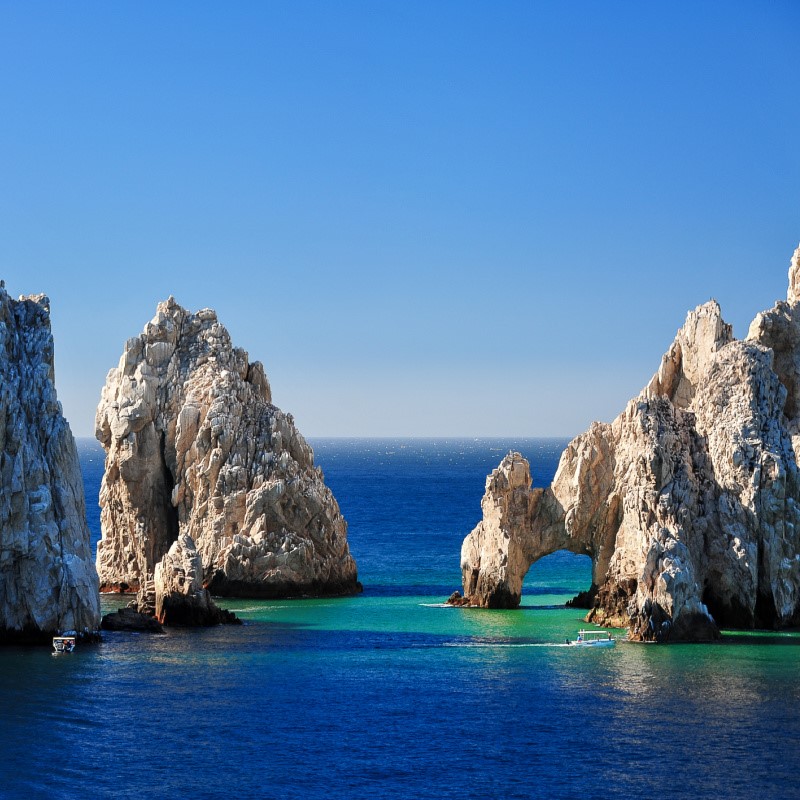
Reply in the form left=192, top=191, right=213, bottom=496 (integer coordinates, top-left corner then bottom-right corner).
left=720, top=632, right=800, bottom=645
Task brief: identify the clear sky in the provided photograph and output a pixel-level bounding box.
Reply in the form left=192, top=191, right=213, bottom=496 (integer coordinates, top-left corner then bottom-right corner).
left=1, top=1, right=799, bottom=438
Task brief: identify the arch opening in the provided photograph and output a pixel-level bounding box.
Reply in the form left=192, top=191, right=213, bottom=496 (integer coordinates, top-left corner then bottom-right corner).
left=522, top=551, right=593, bottom=607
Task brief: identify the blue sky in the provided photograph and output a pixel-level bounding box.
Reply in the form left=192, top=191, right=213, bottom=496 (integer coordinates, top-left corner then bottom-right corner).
left=1, top=1, right=799, bottom=437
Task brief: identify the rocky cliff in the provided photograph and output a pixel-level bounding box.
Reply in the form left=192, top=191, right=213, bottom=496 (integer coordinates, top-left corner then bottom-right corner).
left=457, top=245, right=800, bottom=641
left=95, top=298, right=359, bottom=615
left=0, top=285, right=100, bottom=642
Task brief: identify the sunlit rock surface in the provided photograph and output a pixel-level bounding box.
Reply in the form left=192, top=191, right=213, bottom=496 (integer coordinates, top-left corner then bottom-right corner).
left=0, top=286, right=100, bottom=642
left=95, top=297, right=360, bottom=612
left=458, top=245, right=800, bottom=641
left=152, top=533, right=239, bottom=626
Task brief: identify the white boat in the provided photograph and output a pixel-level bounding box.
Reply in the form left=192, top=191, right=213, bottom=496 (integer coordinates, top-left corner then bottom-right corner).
left=567, top=629, right=616, bottom=648
left=52, top=636, right=76, bottom=654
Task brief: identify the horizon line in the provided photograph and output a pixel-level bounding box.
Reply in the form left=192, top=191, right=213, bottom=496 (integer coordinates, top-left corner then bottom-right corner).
left=74, top=433, right=576, bottom=441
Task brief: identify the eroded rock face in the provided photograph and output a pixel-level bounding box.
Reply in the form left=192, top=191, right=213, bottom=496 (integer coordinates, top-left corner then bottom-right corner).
left=458, top=246, right=800, bottom=641
left=152, top=534, right=238, bottom=626
left=0, top=286, right=100, bottom=642
left=95, top=298, right=359, bottom=608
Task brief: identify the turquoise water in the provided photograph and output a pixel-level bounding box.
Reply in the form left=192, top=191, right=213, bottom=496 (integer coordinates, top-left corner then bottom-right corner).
left=1, top=438, right=799, bottom=799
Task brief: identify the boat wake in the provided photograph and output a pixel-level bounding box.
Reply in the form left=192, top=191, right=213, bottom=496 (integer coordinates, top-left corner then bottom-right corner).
left=231, top=602, right=343, bottom=613
left=443, top=641, right=573, bottom=648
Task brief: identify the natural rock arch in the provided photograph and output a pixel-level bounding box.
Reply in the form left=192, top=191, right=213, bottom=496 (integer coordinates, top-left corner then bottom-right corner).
left=457, top=246, right=800, bottom=642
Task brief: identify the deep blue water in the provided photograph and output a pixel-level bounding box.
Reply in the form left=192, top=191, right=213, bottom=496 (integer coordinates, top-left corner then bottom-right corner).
left=1, top=438, right=799, bottom=800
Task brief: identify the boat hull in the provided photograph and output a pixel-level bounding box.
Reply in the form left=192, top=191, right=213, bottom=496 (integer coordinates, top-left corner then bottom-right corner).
left=569, top=639, right=616, bottom=648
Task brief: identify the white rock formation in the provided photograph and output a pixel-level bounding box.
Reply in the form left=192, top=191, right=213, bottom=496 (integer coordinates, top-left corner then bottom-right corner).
left=458, top=246, right=800, bottom=641
left=95, top=298, right=359, bottom=606
left=153, top=534, right=237, bottom=626
left=0, top=285, right=100, bottom=641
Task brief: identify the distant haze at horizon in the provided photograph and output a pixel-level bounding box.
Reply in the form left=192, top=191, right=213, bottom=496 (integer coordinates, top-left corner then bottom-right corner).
left=2, top=2, right=798, bottom=438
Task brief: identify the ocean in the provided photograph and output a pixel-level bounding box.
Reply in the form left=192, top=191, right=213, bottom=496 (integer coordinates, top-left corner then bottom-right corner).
left=1, top=438, right=799, bottom=800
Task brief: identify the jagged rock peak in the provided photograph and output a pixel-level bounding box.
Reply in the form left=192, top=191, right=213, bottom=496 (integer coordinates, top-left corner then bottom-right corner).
left=95, top=298, right=360, bottom=614
left=645, top=300, right=733, bottom=409
left=456, top=243, right=800, bottom=642
left=0, top=285, right=100, bottom=642
left=747, top=243, right=800, bottom=451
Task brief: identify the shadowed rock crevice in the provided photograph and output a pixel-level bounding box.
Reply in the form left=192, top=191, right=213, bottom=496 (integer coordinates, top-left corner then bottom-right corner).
left=702, top=587, right=752, bottom=629
left=456, top=245, right=800, bottom=642
left=159, top=429, right=180, bottom=556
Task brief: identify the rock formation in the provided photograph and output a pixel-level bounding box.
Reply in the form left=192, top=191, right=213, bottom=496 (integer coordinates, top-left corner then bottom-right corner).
left=457, top=245, right=800, bottom=641
left=101, top=607, right=164, bottom=633
left=95, top=298, right=359, bottom=618
left=153, top=534, right=239, bottom=626
left=0, top=285, right=100, bottom=642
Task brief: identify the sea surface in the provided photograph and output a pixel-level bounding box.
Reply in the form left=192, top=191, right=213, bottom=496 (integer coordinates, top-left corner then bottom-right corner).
left=2, top=438, right=799, bottom=800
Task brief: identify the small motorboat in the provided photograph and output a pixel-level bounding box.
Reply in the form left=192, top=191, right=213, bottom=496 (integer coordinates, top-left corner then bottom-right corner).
left=52, top=636, right=76, bottom=654
left=566, top=629, right=616, bottom=648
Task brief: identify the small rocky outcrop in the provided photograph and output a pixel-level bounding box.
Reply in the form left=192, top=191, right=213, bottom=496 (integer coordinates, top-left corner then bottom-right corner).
left=95, top=298, right=360, bottom=617
left=0, top=285, right=100, bottom=642
left=101, top=607, right=164, bottom=633
left=149, top=533, right=238, bottom=626
left=456, top=245, right=800, bottom=642
left=446, top=590, right=471, bottom=607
